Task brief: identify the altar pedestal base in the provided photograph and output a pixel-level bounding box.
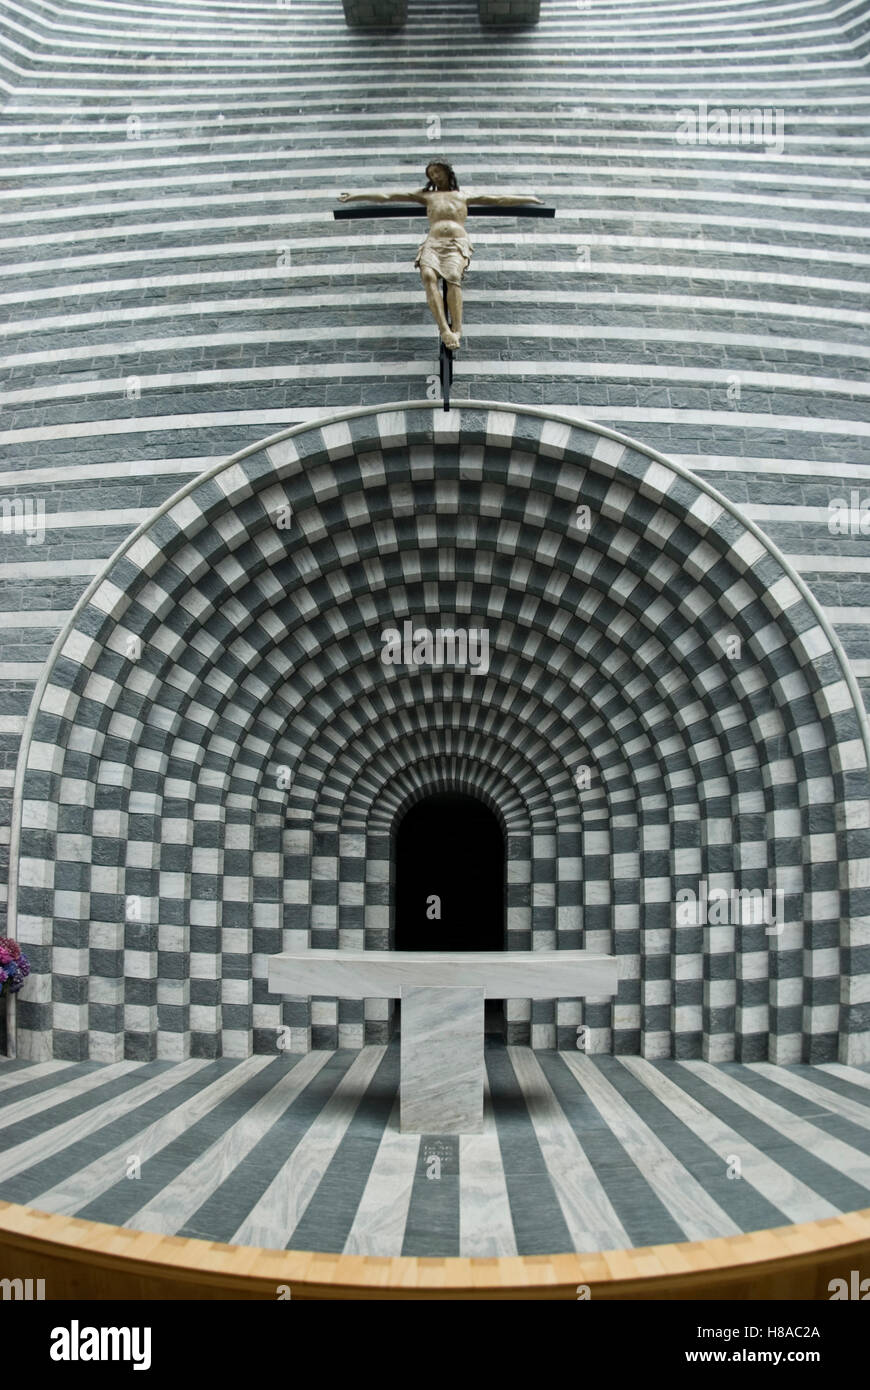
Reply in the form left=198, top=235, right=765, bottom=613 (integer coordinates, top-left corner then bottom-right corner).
left=400, top=985, right=484, bottom=1134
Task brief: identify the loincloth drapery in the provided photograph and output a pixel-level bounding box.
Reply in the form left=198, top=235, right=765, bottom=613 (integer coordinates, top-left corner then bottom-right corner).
left=414, top=233, right=474, bottom=287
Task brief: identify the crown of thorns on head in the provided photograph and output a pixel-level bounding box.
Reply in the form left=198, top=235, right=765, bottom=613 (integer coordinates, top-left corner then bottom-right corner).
left=424, top=161, right=460, bottom=190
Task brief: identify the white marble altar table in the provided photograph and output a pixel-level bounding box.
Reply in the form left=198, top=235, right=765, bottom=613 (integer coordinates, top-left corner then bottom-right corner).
left=269, top=950, right=618, bottom=1133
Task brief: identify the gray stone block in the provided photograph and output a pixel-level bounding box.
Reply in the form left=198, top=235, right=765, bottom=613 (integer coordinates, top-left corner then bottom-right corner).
left=341, top=0, right=406, bottom=26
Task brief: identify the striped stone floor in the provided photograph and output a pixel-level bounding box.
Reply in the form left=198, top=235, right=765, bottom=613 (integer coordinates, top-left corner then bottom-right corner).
left=2, top=1043, right=869, bottom=1258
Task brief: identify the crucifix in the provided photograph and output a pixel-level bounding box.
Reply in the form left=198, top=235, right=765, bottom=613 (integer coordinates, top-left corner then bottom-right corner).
left=335, top=160, right=555, bottom=409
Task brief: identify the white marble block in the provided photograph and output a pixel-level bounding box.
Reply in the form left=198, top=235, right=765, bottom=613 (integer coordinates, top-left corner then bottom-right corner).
left=269, top=949, right=618, bottom=998
left=400, top=985, right=484, bottom=1134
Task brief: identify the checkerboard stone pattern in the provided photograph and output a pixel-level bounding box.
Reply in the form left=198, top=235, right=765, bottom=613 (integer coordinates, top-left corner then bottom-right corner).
left=12, top=404, right=870, bottom=1066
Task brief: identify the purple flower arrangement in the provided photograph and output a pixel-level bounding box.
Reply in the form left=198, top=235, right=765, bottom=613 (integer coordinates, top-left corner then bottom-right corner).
left=0, top=937, right=30, bottom=997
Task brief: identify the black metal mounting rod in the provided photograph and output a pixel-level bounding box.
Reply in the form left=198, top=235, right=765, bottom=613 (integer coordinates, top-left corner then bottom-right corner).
left=440, top=278, right=453, bottom=413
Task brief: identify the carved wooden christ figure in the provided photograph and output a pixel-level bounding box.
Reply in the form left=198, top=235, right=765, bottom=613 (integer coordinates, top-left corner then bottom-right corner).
left=339, top=161, right=542, bottom=350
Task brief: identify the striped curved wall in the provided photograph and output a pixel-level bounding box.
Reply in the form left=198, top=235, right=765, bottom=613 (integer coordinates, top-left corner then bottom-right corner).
left=1, top=0, right=869, bottom=1062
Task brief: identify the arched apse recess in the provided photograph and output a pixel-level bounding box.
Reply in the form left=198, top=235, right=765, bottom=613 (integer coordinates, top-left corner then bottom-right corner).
left=9, top=403, right=870, bottom=1066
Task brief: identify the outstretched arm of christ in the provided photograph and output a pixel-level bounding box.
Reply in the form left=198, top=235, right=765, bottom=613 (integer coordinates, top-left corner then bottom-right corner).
left=465, top=194, right=543, bottom=205
left=338, top=190, right=427, bottom=203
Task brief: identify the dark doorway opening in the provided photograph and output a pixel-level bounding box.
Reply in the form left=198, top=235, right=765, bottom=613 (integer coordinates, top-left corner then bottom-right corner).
left=394, top=792, right=505, bottom=1036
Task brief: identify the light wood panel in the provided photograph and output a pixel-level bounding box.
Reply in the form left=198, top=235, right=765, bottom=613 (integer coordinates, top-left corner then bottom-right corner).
left=1, top=1201, right=868, bottom=1299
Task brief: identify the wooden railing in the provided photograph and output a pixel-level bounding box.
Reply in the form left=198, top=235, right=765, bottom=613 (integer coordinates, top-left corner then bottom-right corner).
left=1, top=1201, right=868, bottom=1299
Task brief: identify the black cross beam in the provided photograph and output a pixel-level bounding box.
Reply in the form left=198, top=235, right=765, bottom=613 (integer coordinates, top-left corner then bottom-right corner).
left=334, top=204, right=556, bottom=410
